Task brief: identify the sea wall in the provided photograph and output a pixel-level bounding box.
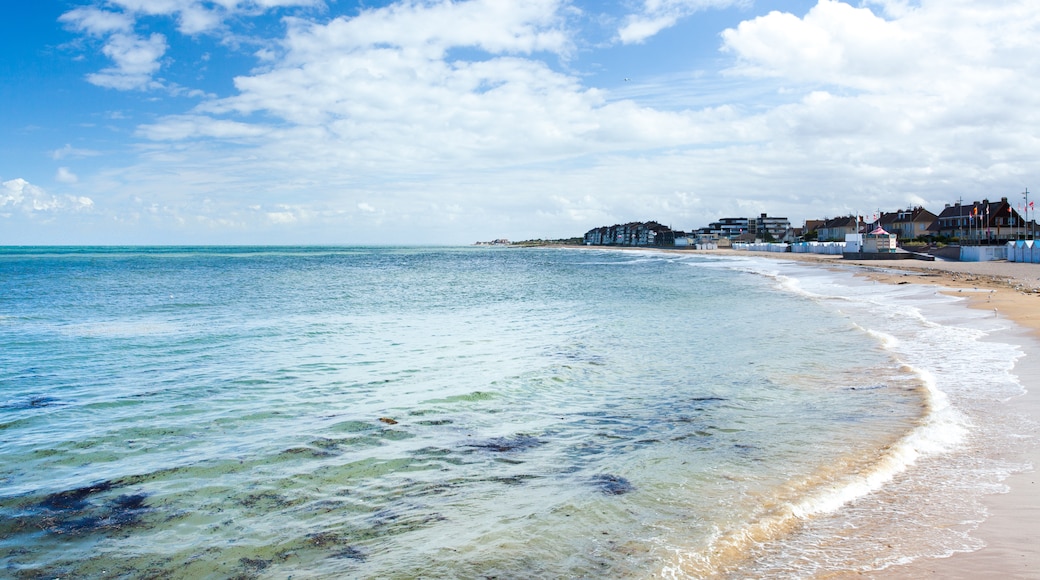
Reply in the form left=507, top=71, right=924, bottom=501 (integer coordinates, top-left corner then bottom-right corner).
left=960, top=246, right=1009, bottom=262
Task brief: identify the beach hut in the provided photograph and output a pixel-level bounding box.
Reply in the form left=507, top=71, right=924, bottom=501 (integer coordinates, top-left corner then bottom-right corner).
left=1027, top=240, right=1040, bottom=264
left=863, top=227, right=897, bottom=253
left=1015, top=240, right=1027, bottom=262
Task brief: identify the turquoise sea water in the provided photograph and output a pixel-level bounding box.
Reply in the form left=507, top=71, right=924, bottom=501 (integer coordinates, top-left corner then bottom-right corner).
left=0, top=246, right=1032, bottom=578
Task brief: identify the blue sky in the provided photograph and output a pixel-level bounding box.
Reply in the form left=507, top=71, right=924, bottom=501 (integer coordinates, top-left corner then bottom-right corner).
left=2, top=0, right=1038, bottom=244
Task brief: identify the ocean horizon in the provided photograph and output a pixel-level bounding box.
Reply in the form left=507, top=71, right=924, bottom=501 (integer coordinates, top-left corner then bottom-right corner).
left=0, top=245, right=1032, bottom=578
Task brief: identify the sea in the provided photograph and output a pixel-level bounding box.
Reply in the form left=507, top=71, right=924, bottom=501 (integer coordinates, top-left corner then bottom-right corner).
left=0, top=245, right=1034, bottom=579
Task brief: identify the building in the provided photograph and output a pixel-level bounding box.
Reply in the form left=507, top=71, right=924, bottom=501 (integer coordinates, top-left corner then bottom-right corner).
left=935, top=198, right=1030, bottom=243
left=889, top=206, right=937, bottom=241
left=704, top=217, right=750, bottom=240
left=816, top=216, right=863, bottom=242
left=750, top=213, right=791, bottom=240
left=863, top=226, right=897, bottom=252
left=583, top=221, right=678, bottom=247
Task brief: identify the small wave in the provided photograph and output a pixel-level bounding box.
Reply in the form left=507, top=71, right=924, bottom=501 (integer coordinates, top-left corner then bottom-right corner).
left=664, top=365, right=967, bottom=578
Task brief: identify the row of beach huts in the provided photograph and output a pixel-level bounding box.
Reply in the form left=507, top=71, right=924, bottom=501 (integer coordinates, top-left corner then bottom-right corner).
left=733, top=239, right=1040, bottom=263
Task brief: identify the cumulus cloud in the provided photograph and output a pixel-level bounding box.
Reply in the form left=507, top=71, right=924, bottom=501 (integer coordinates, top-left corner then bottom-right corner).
left=1, top=178, right=94, bottom=215
left=148, top=0, right=724, bottom=176
left=60, top=0, right=323, bottom=91
left=41, top=1, right=1040, bottom=243
left=618, top=0, right=748, bottom=44
left=721, top=0, right=921, bottom=89
left=84, top=32, right=168, bottom=90
left=59, top=6, right=134, bottom=36
left=711, top=0, right=1040, bottom=210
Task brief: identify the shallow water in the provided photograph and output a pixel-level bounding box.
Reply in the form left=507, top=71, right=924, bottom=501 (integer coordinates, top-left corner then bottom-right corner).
left=0, top=246, right=1030, bottom=578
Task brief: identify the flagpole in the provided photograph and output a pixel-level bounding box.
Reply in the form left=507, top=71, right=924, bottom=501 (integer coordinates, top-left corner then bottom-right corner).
left=1025, top=188, right=1033, bottom=240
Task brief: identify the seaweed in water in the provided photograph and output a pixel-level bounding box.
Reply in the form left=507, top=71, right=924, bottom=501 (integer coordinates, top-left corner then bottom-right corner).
left=305, top=531, right=368, bottom=561
left=589, top=474, right=634, bottom=495
left=331, top=546, right=367, bottom=561
left=464, top=434, right=543, bottom=453
left=38, top=481, right=116, bottom=511
left=238, top=557, right=270, bottom=572
left=2, top=396, right=61, bottom=411
left=29, top=482, right=150, bottom=535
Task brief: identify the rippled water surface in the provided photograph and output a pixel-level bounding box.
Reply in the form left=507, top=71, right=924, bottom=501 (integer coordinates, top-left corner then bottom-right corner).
left=0, top=247, right=1029, bottom=578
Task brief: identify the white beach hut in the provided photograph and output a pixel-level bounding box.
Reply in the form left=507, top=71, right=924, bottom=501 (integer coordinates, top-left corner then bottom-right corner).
left=863, top=227, right=897, bottom=253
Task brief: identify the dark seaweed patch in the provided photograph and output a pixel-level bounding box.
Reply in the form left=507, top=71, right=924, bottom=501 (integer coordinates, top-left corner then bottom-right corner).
left=30, top=484, right=150, bottom=535
left=464, top=434, right=543, bottom=453
left=238, top=557, right=270, bottom=572
left=847, top=384, right=886, bottom=391
left=488, top=474, right=540, bottom=486
left=238, top=491, right=296, bottom=512
left=590, top=474, right=634, bottom=495
left=417, top=419, right=453, bottom=426
left=2, top=396, right=61, bottom=411
left=331, top=546, right=367, bottom=561
left=39, top=481, right=116, bottom=511
left=307, top=532, right=368, bottom=561
left=278, top=446, right=334, bottom=459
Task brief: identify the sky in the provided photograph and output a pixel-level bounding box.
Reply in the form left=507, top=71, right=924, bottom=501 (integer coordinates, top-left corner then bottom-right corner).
left=2, top=0, right=1039, bottom=245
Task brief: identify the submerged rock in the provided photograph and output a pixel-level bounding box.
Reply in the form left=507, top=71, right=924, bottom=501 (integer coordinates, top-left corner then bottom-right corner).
left=590, top=474, right=634, bottom=495
left=464, top=434, right=543, bottom=453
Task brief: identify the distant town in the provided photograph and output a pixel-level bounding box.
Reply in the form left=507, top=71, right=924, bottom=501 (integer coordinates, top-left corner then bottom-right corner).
left=477, top=194, right=1040, bottom=263
left=579, top=195, right=1037, bottom=250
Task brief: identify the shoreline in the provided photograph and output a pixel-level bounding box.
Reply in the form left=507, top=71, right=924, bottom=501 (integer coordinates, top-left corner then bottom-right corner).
left=562, top=246, right=1039, bottom=577
left=681, top=248, right=1040, bottom=578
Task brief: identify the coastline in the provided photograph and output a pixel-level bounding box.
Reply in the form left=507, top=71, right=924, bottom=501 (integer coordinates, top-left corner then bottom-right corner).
left=694, top=248, right=1040, bottom=578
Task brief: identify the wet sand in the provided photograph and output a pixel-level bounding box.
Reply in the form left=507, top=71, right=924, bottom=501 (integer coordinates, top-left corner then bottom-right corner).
left=718, top=249, right=1040, bottom=579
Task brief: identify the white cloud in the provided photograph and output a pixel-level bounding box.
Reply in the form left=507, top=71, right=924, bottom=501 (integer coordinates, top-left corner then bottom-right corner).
left=56, top=167, right=79, bottom=184
left=153, top=0, right=721, bottom=176
left=721, top=0, right=920, bottom=90
left=60, top=0, right=324, bottom=91
left=618, top=0, right=748, bottom=44
left=1, top=178, right=94, bottom=215
left=0, top=179, right=28, bottom=208
left=86, top=32, right=168, bottom=90
left=137, top=115, right=272, bottom=140
left=59, top=7, right=134, bottom=36
left=278, top=0, right=570, bottom=58
left=177, top=5, right=223, bottom=35
left=266, top=210, right=298, bottom=224
left=52, top=144, right=101, bottom=160
left=38, top=1, right=1040, bottom=243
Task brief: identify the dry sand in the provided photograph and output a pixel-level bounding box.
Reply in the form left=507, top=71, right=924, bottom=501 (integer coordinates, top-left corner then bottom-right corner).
left=718, top=249, right=1040, bottom=578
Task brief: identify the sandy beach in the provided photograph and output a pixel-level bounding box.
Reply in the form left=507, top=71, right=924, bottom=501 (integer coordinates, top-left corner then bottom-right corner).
left=715, top=249, right=1040, bottom=578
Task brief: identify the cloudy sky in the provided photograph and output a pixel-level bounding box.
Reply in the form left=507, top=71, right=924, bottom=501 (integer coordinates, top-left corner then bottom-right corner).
left=2, top=0, right=1038, bottom=244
